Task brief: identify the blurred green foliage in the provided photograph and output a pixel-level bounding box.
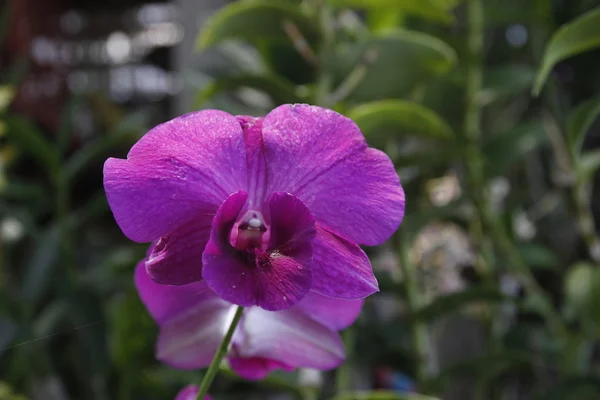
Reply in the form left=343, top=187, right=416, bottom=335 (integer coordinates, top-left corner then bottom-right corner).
left=3, top=0, right=600, bottom=399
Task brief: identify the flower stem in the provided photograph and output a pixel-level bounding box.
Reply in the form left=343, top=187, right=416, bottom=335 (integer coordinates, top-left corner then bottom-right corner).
left=463, top=0, right=568, bottom=341
left=463, top=0, right=505, bottom=353
left=335, top=328, right=355, bottom=393
left=195, top=306, right=244, bottom=400
left=397, top=230, right=429, bottom=386
left=315, top=0, right=334, bottom=106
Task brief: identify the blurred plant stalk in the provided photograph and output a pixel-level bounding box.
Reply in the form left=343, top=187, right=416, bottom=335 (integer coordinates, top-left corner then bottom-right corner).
left=463, top=0, right=567, bottom=343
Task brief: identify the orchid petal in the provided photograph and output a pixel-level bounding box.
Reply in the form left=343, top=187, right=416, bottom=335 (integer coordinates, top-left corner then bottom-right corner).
left=296, top=291, right=364, bottom=331
left=228, top=357, right=293, bottom=380
left=310, top=225, right=379, bottom=299
left=134, top=261, right=216, bottom=325
left=238, top=308, right=345, bottom=370
left=145, top=213, right=213, bottom=285
left=262, top=104, right=405, bottom=246
left=174, top=385, right=211, bottom=400
left=156, top=300, right=233, bottom=369
left=104, top=110, right=248, bottom=242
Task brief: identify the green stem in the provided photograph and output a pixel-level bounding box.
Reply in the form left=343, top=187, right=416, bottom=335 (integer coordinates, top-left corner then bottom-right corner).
left=195, top=306, right=244, bottom=400
left=464, top=0, right=494, bottom=281
left=463, top=0, right=567, bottom=344
left=315, top=1, right=334, bottom=106
left=573, top=179, right=600, bottom=263
left=397, top=230, right=429, bottom=386
left=324, top=48, right=378, bottom=106
left=485, top=210, right=567, bottom=338
left=464, top=0, right=502, bottom=352
left=335, top=328, right=355, bottom=393
left=531, top=22, right=600, bottom=263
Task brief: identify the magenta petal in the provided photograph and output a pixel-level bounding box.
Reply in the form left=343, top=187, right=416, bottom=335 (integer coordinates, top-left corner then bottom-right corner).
left=202, top=191, right=256, bottom=307
left=310, top=225, right=379, bottom=299
left=103, top=110, right=248, bottom=242
left=175, top=385, right=211, bottom=400
left=254, top=254, right=312, bottom=311
left=267, top=192, right=317, bottom=253
left=156, top=299, right=232, bottom=369
left=228, top=357, right=293, bottom=380
left=295, top=291, right=364, bottom=331
left=134, top=261, right=216, bottom=325
left=203, top=192, right=314, bottom=311
left=239, top=308, right=345, bottom=370
left=262, top=104, right=405, bottom=246
left=136, top=261, right=232, bottom=370
left=146, top=213, right=213, bottom=285
left=237, top=116, right=267, bottom=208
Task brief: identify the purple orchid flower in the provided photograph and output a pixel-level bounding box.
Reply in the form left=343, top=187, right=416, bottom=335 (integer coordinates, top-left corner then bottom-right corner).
left=135, top=259, right=363, bottom=380
left=105, top=104, right=405, bottom=311
left=174, top=385, right=210, bottom=400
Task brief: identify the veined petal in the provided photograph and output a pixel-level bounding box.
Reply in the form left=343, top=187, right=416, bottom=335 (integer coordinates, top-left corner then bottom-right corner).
left=310, top=225, right=379, bottom=299
left=104, top=110, right=248, bottom=243
left=267, top=192, right=317, bottom=254
left=237, top=116, right=267, bottom=209
left=203, top=192, right=314, bottom=311
left=134, top=261, right=217, bottom=325
left=262, top=104, right=405, bottom=246
left=228, top=357, right=293, bottom=381
left=295, top=291, right=364, bottom=331
left=156, top=300, right=232, bottom=369
left=146, top=213, right=213, bottom=285
left=238, top=308, right=345, bottom=370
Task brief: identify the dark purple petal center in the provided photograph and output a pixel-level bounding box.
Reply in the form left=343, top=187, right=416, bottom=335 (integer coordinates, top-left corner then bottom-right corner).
left=202, top=191, right=316, bottom=310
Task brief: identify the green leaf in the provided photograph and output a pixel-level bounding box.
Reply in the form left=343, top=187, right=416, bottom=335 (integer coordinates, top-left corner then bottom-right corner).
left=563, top=262, right=600, bottom=333
left=564, top=263, right=598, bottom=312
left=331, top=391, right=439, bottom=400
left=577, top=149, right=600, bottom=182
left=394, top=145, right=463, bottom=168
left=33, top=301, right=68, bottom=338
left=346, top=100, right=454, bottom=145
left=20, top=225, right=61, bottom=303
left=567, top=96, right=600, bottom=156
left=327, top=0, right=461, bottom=24
left=64, top=110, right=148, bottom=181
left=0, top=85, right=14, bottom=112
left=193, top=74, right=303, bottom=108
left=197, top=0, right=318, bottom=49
left=109, top=290, right=155, bottom=369
left=367, top=8, right=405, bottom=33
left=517, top=243, right=560, bottom=270
left=483, top=0, right=539, bottom=26
left=426, top=351, right=535, bottom=392
left=412, top=287, right=506, bottom=322
left=4, top=115, right=60, bottom=175
left=532, top=7, right=600, bottom=96
left=541, top=376, right=600, bottom=400
left=19, top=225, right=60, bottom=302
left=57, top=93, right=83, bottom=155
left=483, top=121, right=547, bottom=177
left=480, top=64, right=536, bottom=105
left=0, top=319, right=18, bottom=357
left=330, top=30, right=457, bottom=102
